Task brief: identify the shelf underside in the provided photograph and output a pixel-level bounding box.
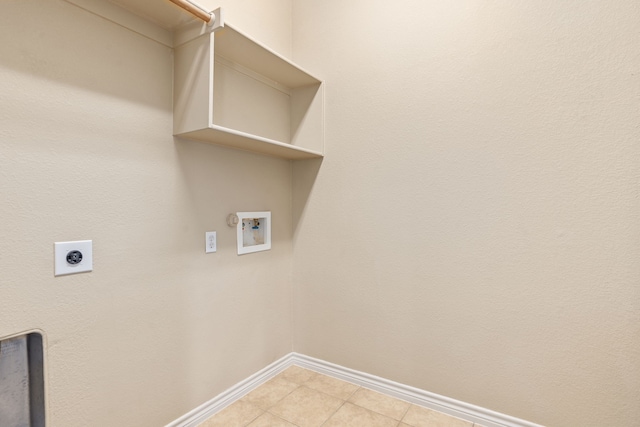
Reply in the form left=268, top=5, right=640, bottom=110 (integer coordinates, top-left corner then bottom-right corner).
left=175, top=125, right=323, bottom=160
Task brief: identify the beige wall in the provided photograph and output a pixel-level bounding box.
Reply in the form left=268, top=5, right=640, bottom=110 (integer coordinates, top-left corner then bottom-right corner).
left=0, top=0, right=293, bottom=426
left=2, top=1, right=638, bottom=426
left=201, top=0, right=291, bottom=57
left=292, top=1, right=640, bottom=426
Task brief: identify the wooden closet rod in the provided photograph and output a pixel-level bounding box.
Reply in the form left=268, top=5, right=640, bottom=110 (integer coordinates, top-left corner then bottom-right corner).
left=169, top=0, right=213, bottom=23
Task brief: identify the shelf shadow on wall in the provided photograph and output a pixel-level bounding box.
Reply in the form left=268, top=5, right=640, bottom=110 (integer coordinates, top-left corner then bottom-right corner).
left=293, top=158, right=323, bottom=233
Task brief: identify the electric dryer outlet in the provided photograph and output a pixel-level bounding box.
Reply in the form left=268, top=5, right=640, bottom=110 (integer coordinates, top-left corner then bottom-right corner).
left=54, top=240, right=93, bottom=276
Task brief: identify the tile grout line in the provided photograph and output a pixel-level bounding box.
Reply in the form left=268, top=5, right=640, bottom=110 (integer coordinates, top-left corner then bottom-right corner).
left=262, top=370, right=330, bottom=427
left=318, top=399, right=349, bottom=427
left=263, top=381, right=304, bottom=421
left=397, top=401, right=413, bottom=426
left=297, top=368, right=409, bottom=427
left=301, top=370, right=360, bottom=427
left=241, top=408, right=265, bottom=427
left=334, top=384, right=363, bottom=422
left=345, top=385, right=414, bottom=424
left=267, top=408, right=302, bottom=427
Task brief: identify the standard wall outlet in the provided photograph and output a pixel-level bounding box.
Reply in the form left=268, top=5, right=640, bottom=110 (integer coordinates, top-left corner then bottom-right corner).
left=205, top=231, right=217, bottom=253
left=54, top=240, right=93, bottom=276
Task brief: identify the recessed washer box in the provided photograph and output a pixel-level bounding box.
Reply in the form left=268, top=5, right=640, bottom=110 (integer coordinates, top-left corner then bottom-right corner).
left=236, top=212, right=271, bottom=255
left=54, top=240, right=93, bottom=276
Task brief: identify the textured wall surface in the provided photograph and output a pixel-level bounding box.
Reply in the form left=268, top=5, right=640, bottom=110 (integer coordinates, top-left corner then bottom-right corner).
left=292, top=1, right=640, bottom=426
left=0, top=0, right=293, bottom=426
left=2, top=1, right=638, bottom=426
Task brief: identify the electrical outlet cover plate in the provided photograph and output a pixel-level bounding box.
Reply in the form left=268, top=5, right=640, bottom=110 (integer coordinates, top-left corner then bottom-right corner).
left=54, top=240, right=93, bottom=276
left=205, top=231, right=217, bottom=253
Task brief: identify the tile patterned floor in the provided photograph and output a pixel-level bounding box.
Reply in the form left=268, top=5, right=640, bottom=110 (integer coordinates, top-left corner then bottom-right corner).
left=198, top=366, right=487, bottom=427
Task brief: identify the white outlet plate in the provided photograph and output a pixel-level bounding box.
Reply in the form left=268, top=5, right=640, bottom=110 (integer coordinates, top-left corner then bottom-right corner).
left=54, top=240, right=93, bottom=276
left=205, top=231, right=217, bottom=253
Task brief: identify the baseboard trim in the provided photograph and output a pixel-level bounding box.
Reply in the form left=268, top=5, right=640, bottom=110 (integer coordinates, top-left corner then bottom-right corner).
left=165, top=353, right=295, bottom=427
left=166, top=352, right=543, bottom=427
left=291, top=353, right=543, bottom=427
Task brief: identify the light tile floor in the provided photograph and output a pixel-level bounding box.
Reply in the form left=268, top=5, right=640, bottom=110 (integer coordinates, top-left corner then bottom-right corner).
left=198, top=366, right=487, bottom=427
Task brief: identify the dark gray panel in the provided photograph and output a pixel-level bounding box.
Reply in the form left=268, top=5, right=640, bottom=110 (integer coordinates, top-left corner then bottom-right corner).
left=0, top=333, right=45, bottom=427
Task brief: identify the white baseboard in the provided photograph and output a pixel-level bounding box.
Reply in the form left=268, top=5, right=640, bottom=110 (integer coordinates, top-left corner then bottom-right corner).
left=165, top=353, right=296, bottom=427
left=166, top=352, right=544, bottom=427
left=291, top=353, right=544, bottom=427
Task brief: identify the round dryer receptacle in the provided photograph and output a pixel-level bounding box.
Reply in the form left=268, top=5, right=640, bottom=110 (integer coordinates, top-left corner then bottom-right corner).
left=66, top=250, right=83, bottom=265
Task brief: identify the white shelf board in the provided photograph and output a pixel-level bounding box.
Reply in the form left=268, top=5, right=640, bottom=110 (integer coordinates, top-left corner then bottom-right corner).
left=173, top=15, right=324, bottom=160
left=176, top=125, right=323, bottom=160
left=215, top=24, right=321, bottom=88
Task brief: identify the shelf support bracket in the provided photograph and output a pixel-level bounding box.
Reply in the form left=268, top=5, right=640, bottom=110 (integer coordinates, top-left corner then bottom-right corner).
left=169, top=0, right=223, bottom=28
